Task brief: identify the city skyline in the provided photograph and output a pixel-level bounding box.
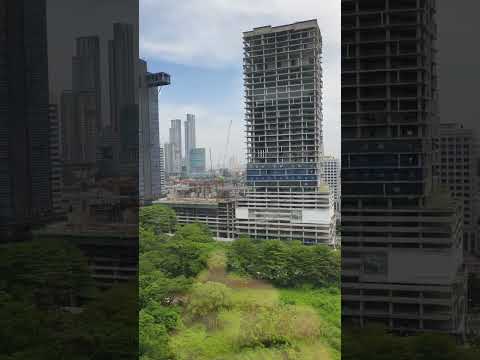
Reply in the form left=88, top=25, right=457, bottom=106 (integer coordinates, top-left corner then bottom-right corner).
left=140, top=0, right=340, bottom=168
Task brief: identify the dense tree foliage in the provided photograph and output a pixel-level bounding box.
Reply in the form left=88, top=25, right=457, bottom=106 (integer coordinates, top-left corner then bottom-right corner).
left=0, top=239, right=94, bottom=307
left=0, top=240, right=137, bottom=359
left=139, top=209, right=219, bottom=359
left=227, top=238, right=340, bottom=288
left=140, top=204, right=176, bottom=234
left=138, top=206, right=343, bottom=359
left=343, top=325, right=480, bottom=360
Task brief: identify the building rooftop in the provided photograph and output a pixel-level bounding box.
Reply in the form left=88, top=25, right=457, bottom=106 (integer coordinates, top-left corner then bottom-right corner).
left=244, top=19, right=319, bottom=36
left=155, top=197, right=229, bottom=206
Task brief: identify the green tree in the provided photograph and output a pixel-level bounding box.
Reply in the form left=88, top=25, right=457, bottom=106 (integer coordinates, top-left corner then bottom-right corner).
left=227, top=238, right=340, bottom=288
left=140, top=226, right=159, bottom=253
left=140, top=270, right=191, bottom=308
left=227, top=237, right=258, bottom=274
left=153, top=240, right=209, bottom=278
left=140, top=205, right=176, bottom=234
left=139, top=311, right=171, bottom=360
left=176, top=223, right=214, bottom=243
left=0, top=239, right=94, bottom=307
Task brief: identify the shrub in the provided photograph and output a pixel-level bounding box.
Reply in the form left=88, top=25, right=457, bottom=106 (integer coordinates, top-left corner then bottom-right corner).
left=186, top=282, right=233, bottom=320
left=238, top=304, right=320, bottom=349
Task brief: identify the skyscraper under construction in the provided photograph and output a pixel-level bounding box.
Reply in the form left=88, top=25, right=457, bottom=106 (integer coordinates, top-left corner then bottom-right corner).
left=236, top=20, right=335, bottom=245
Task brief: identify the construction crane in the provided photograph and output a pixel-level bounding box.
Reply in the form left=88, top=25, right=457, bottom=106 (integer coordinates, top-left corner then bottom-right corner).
left=223, top=119, right=233, bottom=172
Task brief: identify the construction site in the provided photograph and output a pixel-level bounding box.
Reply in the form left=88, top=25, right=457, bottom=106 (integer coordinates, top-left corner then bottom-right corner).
left=155, top=178, right=241, bottom=240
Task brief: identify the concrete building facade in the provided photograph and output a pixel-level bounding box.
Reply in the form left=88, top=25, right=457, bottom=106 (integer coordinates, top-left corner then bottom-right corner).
left=48, top=104, right=64, bottom=219
left=190, top=148, right=207, bottom=176
left=159, top=145, right=167, bottom=197
left=185, top=113, right=196, bottom=174
left=139, top=60, right=169, bottom=203
left=321, top=155, right=341, bottom=213
left=341, top=0, right=466, bottom=334
left=156, top=198, right=236, bottom=240
left=108, top=23, right=138, bottom=177
left=168, top=119, right=182, bottom=176
left=236, top=20, right=335, bottom=245
left=437, top=123, right=477, bottom=255
left=0, top=0, right=53, bottom=238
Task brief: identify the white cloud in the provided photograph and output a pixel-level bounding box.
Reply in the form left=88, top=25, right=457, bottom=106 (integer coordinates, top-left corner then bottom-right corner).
left=142, top=0, right=341, bottom=158
left=140, top=0, right=339, bottom=69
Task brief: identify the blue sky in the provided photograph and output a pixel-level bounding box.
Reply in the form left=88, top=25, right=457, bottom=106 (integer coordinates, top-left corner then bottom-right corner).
left=140, top=0, right=340, bottom=167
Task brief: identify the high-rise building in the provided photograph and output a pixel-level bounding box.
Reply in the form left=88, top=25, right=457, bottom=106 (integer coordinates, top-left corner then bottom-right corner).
left=341, top=0, right=465, bottom=334
left=72, top=36, right=102, bottom=131
left=436, top=123, right=479, bottom=264
left=185, top=113, right=196, bottom=173
left=61, top=89, right=97, bottom=164
left=139, top=59, right=170, bottom=202
left=0, top=0, right=53, bottom=238
left=236, top=20, right=335, bottom=245
left=168, top=119, right=182, bottom=175
left=190, top=148, right=206, bottom=176
left=164, top=142, right=172, bottom=175
left=61, top=37, right=101, bottom=167
left=108, top=23, right=138, bottom=177
left=48, top=104, right=64, bottom=218
left=159, top=145, right=166, bottom=196
left=320, top=156, right=341, bottom=213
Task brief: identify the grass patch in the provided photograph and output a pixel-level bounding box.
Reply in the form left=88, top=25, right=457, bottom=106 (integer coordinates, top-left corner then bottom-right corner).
left=169, top=250, right=339, bottom=360
left=279, top=287, right=341, bottom=359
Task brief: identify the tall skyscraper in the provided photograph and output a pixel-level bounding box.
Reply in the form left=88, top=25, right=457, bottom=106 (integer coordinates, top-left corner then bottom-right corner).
left=108, top=23, right=138, bottom=177
left=0, top=0, right=53, bottom=238
left=341, top=0, right=465, bottom=334
left=139, top=60, right=170, bottom=202
left=168, top=119, right=182, bottom=175
left=61, top=37, right=101, bottom=166
left=185, top=113, right=196, bottom=173
left=72, top=36, right=102, bottom=131
left=236, top=20, right=335, bottom=245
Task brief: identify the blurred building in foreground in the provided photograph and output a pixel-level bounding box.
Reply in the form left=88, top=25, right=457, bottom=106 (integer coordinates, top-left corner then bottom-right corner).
left=341, top=0, right=465, bottom=334
left=436, top=123, right=478, bottom=257
left=0, top=0, right=54, bottom=239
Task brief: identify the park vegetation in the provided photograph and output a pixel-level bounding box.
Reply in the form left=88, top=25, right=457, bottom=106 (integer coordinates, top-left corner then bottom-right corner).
left=0, top=239, right=137, bottom=359
left=140, top=204, right=480, bottom=359
left=139, top=204, right=341, bottom=360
